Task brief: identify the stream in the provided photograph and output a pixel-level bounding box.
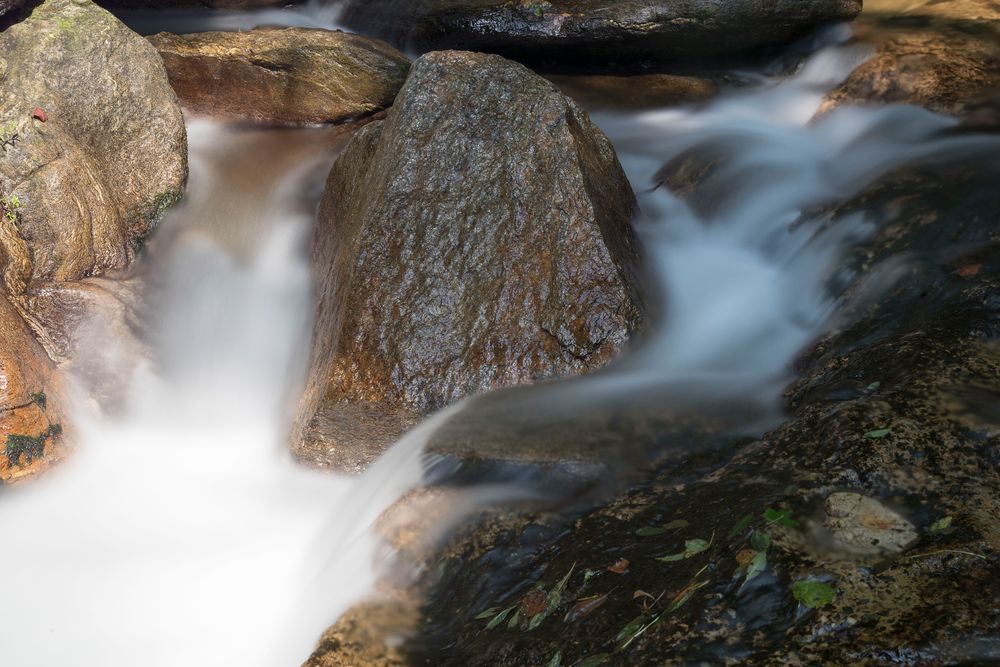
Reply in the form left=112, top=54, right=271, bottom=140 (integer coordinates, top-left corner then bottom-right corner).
left=0, top=1, right=998, bottom=665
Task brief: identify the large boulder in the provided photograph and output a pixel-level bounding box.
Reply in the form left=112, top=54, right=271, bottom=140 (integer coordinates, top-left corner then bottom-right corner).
left=148, top=29, right=411, bottom=126
left=0, top=292, right=65, bottom=483
left=341, top=0, right=863, bottom=67
left=0, top=0, right=187, bottom=291
left=293, top=51, right=642, bottom=472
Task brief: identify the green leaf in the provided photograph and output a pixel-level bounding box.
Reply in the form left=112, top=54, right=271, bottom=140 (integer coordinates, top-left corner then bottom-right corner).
left=663, top=519, right=689, bottom=530
left=685, top=538, right=710, bottom=555
left=656, top=538, right=711, bottom=563
left=750, top=530, right=772, bottom=551
left=929, top=516, right=953, bottom=533
left=528, top=565, right=575, bottom=630
left=475, top=606, right=501, bottom=620
left=763, top=508, right=797, bottom=527
left=485, top=605, right=517, bottom=629
left=744, top=550, right=767, bottom=582
left=727, top=513, right=754, bottom=539
left=635, top=526, right=666, bottom=537
left=576, top=654, right=610, bottom=667
left=546, top=651, right=562, bottom=667
left=791, top=580, right=836, bottom=609
left=552, top=564, right=575, bottom=599
left=507, top=609, right=521, bottom=629
left=866, top=381, right=881, bottom=392
left=864, top=428, right=892, bottom=439
left=614, top=615, right=648, bottom=644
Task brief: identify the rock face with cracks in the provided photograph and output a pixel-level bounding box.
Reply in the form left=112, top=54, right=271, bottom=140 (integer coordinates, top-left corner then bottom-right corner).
left=0, top=0, right=187, bottom=291
left=149, top=29, right=411, bottom=126
left=293, top=51, right=642, bottom=472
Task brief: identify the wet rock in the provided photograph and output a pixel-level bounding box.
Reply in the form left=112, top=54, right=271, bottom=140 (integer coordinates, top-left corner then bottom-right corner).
left=822, top=1, right=1000, bottom=115
left=341, top=0, right=863, bottom=68
left=148, top=29, right=410, bottom=126
left=97, top=0, right=288, bottom=8
left=0, top=0, right=32, bottom=23
left=0, top=0, right=187, bottom=289
left=331, top=162, right=1000, bottom=665
left=823, top=492, right=918, bottom=557
left=0, top=292, right=65, bottom=483
left=546, top=73, right=719, bottom=111
left=293, top=50, right=641, bottom=470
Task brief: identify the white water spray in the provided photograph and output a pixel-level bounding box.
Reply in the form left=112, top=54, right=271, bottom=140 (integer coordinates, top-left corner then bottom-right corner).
left=1, top=31, right=998, bottom=667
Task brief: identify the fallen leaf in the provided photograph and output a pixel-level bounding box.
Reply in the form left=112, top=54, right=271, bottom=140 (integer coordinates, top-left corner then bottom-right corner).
left=750, top=529, right=772, bottom=551
left=608, top=558, right=629, bottom=574
left=763, top=508, right=797, bottom=527
left=929, top=516, right=953, bottom=534
left=564, top=593, right=609, bottom=622
left=32, top=107, right=47, bottom=122
left=520, top=589, right=548, bottom=618
left=744, top=551, right=767, bottom=582
left=727, top=513, right=754, bottom=539
left=957, top=264, right=981, bottom=277
left=635, top=526, right=666, bottom=537
left=791, top=580, right=836, bottom=609
left=485, top=605, right=517, bottom=629
left=656, top=538, right=710, bottom=562
left=864, top=428, right=892, bottom=439
left=735, top=549, right=757, bottom=568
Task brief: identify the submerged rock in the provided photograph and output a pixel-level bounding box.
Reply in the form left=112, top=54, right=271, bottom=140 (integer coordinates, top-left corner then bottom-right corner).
left=341, top=0, right=863, bottom=67
left=823, top=492, right=919, bottom=557
left=0, top=0, right=186, bottom=289
left=293, top=51, right=641, bottom=471
left=0, top=293, right=65, bottom=483
left=148, top=29, right=411, bottom=126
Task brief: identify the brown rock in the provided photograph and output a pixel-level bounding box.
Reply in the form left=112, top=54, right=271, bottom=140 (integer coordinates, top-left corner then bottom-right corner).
left=148, top=29, right=411, bottom=126
left=0, top=292, right=65, bottom=483
left=822, top=1, right=1000, bottom=116
left=546, top=73, right=718, bottom=111
left=0, top=0, right=187, bottom=290
left=293, top=51, right=641, bottom=470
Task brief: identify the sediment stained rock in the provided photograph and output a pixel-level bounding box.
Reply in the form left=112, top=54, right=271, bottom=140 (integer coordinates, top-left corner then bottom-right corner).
left=149, top=29, right=411, bottom=126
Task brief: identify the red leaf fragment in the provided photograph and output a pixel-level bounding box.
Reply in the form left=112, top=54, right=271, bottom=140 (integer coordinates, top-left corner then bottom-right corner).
left=32, top=107, right=48, bottom=122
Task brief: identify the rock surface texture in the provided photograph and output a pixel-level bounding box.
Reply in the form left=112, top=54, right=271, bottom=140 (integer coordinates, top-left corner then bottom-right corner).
left=294, top=51, right=642, bottom=471
left=823, top=0, right=1000, bottom=115
left=0, top=293, right=65, bottom=483
left=342, top=0, right=863, bottom=66
left=0, top=0, right=187, bottom=290
left=149, top=29, right=411, bottom=126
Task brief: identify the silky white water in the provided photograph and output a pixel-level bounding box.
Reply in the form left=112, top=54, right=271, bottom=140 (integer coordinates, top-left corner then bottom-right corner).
left=1, top=29, right=997, bottom=667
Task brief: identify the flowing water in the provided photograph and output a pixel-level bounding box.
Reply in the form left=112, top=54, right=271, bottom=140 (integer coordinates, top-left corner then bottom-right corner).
left=0, top=10, right=998, bottom=667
